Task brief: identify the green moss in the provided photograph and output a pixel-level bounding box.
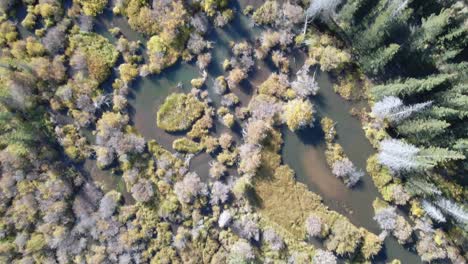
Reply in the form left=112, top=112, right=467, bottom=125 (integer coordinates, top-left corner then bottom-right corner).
left=172, top=137, right=202, bottom=153
left=68, top=32, right=119, bottom=83
left=156, top=93, right=204, bottom=132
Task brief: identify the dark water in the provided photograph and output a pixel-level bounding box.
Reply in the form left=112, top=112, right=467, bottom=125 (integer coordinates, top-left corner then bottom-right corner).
left=283, top=72, right=421, bottom=263
left=92, top=1, right=421, bottom=263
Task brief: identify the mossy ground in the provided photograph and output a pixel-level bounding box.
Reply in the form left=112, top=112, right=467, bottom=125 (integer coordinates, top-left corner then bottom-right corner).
left=172, top=137, right=202, bottom=154
left=156, top=93, right=205, bottom=132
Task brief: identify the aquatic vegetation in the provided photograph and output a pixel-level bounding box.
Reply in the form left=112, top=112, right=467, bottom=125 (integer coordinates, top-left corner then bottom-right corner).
left=258, top=73, right=291, bottom=99
left=321, top=117, right=363, bottom=187
left=333, top=70, right=368, bottom=100
left=282, top=99, right=315, bottom=131
left=118, top=63, right=139, bottom=84
left=305, top=33, right=351, bottom=72
left=172, top=137, right=203, bottom=154
left=157, top=93, right=205, bottom=132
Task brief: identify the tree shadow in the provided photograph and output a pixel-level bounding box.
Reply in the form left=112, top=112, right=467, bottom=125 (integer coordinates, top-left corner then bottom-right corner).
left=294, top=119, right=326, bottom=147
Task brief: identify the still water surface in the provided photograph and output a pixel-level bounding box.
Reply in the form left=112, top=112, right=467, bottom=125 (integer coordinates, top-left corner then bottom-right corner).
left=94, top=2, right=421, bottom=262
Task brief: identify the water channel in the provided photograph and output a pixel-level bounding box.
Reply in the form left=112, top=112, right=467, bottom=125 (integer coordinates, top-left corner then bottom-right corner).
left=93, top=1, right=421, bottom=262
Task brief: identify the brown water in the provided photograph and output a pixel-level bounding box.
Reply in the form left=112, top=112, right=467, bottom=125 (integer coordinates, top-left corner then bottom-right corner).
left=93, top=2, right=421, bottom=263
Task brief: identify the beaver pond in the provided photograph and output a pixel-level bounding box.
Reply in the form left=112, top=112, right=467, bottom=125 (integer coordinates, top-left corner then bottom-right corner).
left=89, top=2, right=422, bottom=263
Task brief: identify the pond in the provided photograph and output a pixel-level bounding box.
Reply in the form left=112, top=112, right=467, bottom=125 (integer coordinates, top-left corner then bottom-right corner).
left=94, top=1, right=421, bottom=263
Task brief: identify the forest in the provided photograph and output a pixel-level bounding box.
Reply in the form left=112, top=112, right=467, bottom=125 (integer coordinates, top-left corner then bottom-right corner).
left=0, top=0, right=466, bottom=263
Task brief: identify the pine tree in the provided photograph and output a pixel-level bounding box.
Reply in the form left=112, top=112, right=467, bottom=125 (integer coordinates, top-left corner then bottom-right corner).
left=453, top=138, right=468, bottom=157
left=378, top=138, right=420, bottom=172
left=405, top=177, right=442, bottom=197
left=351, top=0, right=411, bottom=55
left=434, top=88, right=468, bottom=119
left=396, top=118, right=450, bottom=144
left=337, top=0, right=375, bottom=32
left=435, top=198, right=468, bottom=224
left=371, top=74, right=451, bottom=100
left=361, top=44, right=400, bottom=76
left=421, top=200, right=446, bottom=223
left=412, top=9, right=452, bottom=50
left=0, top=111, right=38, bottom=157
left=424, top=106, right=460, bottom=120
left=372, top=96, right=432, bottom=123
left=417, top=147, right=465, bottom=169
left=378, top=139, right=465, bottom=172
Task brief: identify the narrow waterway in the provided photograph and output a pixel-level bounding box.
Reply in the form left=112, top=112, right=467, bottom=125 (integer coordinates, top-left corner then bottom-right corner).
left=93, top=1, right=421, bottom=262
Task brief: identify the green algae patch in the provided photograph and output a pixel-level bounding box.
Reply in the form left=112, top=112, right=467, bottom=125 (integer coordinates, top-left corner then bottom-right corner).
left=156, top=93, right=204, bottom=132
left=172, top=137, right=202, bottom=153
left=68, top=32, right=119, bottom=83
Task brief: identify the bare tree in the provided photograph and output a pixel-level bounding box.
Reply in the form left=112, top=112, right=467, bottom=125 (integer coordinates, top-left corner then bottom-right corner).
left=303, top=0, right=342, bottom=36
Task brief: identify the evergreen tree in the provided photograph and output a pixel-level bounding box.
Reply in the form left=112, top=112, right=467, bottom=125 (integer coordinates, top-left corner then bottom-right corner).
left=435, top=198, right=468, bottom=224
left=378, top=138, right=420, bottom=172
left=424, top=106, right=460, bottom=120
left=337, top=0, right=375, bottom=32
left=361, top=44, right=400, bottom=76
left=405, top=177, right=442, bottom=197
left=433, top=87, right=468, bottom=119
left=371, top=74, right=451, bottom=100
left=421, top=200, right=446, bottom=223
left=412, top=9, right=452, bottom=50
left=396, top=118, right=450, bottom=144
left=372, top=96, right=432, bottom=123
left=378, top=139, right=464, bottom=172
left=417, top=147, right=465, bottom=169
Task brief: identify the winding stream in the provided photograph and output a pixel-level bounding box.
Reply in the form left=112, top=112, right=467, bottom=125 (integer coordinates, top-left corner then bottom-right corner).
left=94, top=2, right=422, bottom=263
